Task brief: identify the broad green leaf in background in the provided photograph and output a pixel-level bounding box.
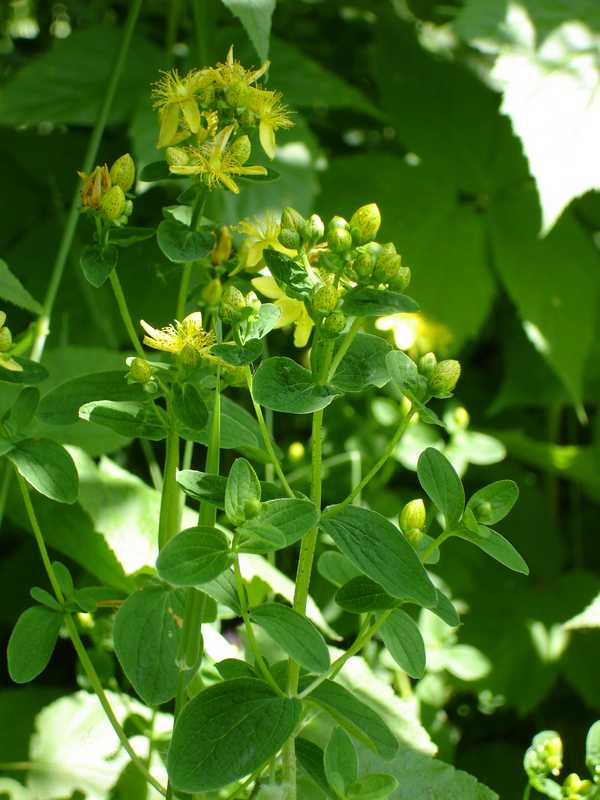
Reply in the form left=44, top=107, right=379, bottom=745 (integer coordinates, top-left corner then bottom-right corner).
left=156, top=218, right=214, bottom=263
left=330, top=333, right=392, bottom=393
left=417, top=447, right=464, bottom=530
left=0, top=358, right=48, bottom=385
left=113, top=584, right=189, bottom=705
left=380, top=609, right=426, bottom=679
left=0, top=259, right=42, bottom=313
left=167, top=678, right=301, bottom=792
left=7, top=606, right=63, bottom=684
left=335, top=576, right=399, bottom=614
left=79, top=400, right=168, bottom=440
left=221, top=0, right=276, bottom=62
left=250, top=602, right=330, bottom=673
left=6, top=438, right=78, bottom=504
left=8, top=387, right=40, bottom=433
left=347, top=774, right=399, bottom=800
left=254, top=356, right=339, bottom=413
left=342, top=288, right=419, bottom=318
left=156, top=527, right=232, bottom=586
left=586, top=720, right=600, bottom=776
left=321, top=506, right=436, bottom=608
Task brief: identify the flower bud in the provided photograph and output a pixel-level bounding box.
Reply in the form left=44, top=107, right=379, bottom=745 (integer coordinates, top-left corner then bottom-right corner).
left=244, top=498, right=262, bottom=519
left=124, top=200, right=133, bottom=217
left=312, top=284, right=338, bottom=315
left=389, top=265, right=411, bottom=292
left=220, top=284, right=246, bottom=321
left=399, top=499, right=426, bottom=534
left=353, top=251, right=374, bottom=281
left=471, top=499, right=493, bottom=523
left=127, top=357, right=153, bottom=384
left=419, top=352, right=437, bottom=378
left=451, top=406, right=470, bottom=429
left=404, top=528, right=424, bottom=547
left=166, top=146, right=190, bottom=167
left=288, top=441, right=305, bottom=462
left=109, top=153, right=135, bottom=192
left=229, top=135, right=252, bottom=165
left=0, top=325, right=13, bottom=352
left=202, top=278, right=223, bottom=306
left=374, top=252, right=402, bottom=283
left=303, top=214, right=325, bottom=245
left=322, top=310, right=346, bottom=336
left=329, top=215, right=348, bottom=230
left=327, top=225, right=353, bottom=254
left=100, top=185, right=126, bottom=220
left=79, top=164, right=111, bottom=209
left=429, top=359, right=461, bottom=397
left=278, top=227, right=301, bottom=250
left=245, top=291, right=261, bottom=312
left=562, top=773, right=593, bottom=798
left=281, top=207, right=305, bottom=233
left=212, top=226, right=232, bottom=266
left=349, top=203, right=381, bottom=245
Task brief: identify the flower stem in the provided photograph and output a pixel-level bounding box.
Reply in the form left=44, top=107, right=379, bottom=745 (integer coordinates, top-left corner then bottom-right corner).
left=30, top=0, right=144, bottom=362
left=323, top=405, right=415, bottom=519
left=16, top=470, right=166, bottom=797
left=109, top=269, right=145, bottom=357
left=419, top=530, right=452, bottom=562
left=327, top=317, right=362, bottom=381
left=245, top=366, right=294, bottom=498
left=158, top=416, right=181, bottom=550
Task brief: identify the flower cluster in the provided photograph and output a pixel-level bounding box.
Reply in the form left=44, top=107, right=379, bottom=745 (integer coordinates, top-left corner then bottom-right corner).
left=140, top=312, right=215, bottom=367
left=152, top=47, right=293, bottom=193
left=78, top=154, right=135, bottom=225
left=0, top=311, right=20, bottom=372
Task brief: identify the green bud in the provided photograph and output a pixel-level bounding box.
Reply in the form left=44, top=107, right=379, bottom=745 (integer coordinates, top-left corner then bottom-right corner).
left=202, top=278, right=222, bottom=306
left=380, top=242, right=397, bottom=255
left=312, top=284, right=338, bottom=315
left=124, top=199, right=133, bottom=217
left=278, top=227, right=301, bottom=250
left=127, top=357, right=153, bottom=384
left=245, top=291, right=261, bottom=312
left=374, top=252, right=402, bottom=283
left=329, top=215, right=348, bottom=230
left=429, top=359, right=461, bottom=397
left=452, top=406, right=470, bottom=429
left=229, top=135, right=252, bottom=165
left=0, top=326, right=12, bottom=352
left=419, top=352, right=437, bottom=378
left=399, top=499, right=426, bottom=534
left=100, top=185, right=126, bottom=220
left=349, top=203, right=381, bottom=245
left=353, top=251, right=374, bottom=281
left=109, top=153, right=135, bottom=192
left=472, top=499, right=493, bottom=523
left=562, top=773, right=592, bottom=796
left=327, top=225, right=353, bottom=254
left=244, top=498, right=263, bottom=519
left=281, top=206, right=305, bottom=233
left=220, top=285, right=246, bottom=321
left=225, top=84, right=243, bottom=107
left=405, top=528, right=424, bottom=547
left=166, top=146, right=190, bottom=167
left=389, top=265, right=411, bottom=292
left=303, top=214, right=325, bottom=245
left=322, top=310, right=346, bottom=336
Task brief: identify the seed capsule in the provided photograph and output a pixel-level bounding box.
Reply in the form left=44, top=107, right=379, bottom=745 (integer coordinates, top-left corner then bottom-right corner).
left=429, top=359, right=461, bottom=397
left=322, top=310, right=346, bottom=336
left=100, top=185, right=126, bottom=220
left=312, top=284, right=338, bottom=315
left=109, top=153, right=135, bottom=192
left=349, top=203, right=381, bottom=245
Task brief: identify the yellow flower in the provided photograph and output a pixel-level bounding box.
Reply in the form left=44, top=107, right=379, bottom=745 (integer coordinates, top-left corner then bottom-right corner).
left=169, top=125, right=267, bottom=194
left=140, top=312, right=215, bottom=365
left=236, top=212, right=296, bottom=269
left=252, top=276, right=314, bottom=348
left=212, top=45, right=270, bottom=92
left=257, top=93, right=293, bottom=159
left=152, top=68, right=213, bottom=148
left=0, top=311, right=21, bottom=372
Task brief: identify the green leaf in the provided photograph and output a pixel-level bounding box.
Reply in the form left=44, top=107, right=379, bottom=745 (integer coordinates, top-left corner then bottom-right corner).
left=455, top=524, right=529, bottom=575
left=0, top=357, right=48, bottom=385
left=8, top=387, right=40, bottom=432
left=30, top=586, right=63, bottom=611
left=172, top=384, right=209, bottom=431
left=156, top=217, right=214, bottom=263
left=490, top=189, right=600, bottom=405
left=186, top=395, right=267, bottom=455
left=156, top=527, right=232, bottom=586
left=249, top=498, right=319, bottom=546
left=215, top=658, right=257, bottom=680
left=417, top=447, right=464, bottom=529
left=167, top=677, right=301, bottom=792
left=79, top=400, right=168, bottom=440
left=318, top=551, right=362, bottom=587
left=0, top=259, right=42, bottom=313
left=225, top=458, right=261, bottom=526
left=380, top=609, right=426, bottom=679
left=305, top=679, right=398, bottom=760
left=254, top=356, right=338, bottom=414
left=467, top=480, right=519, bottom=525
left=7, top=438, right=78, bottom=503
left=586, top=720, right=600, bottom=777
left=342, top=288, right=419, bottom=317
left=324, top=727, right=358, bottom=795
left=385, top=350, right=427, bottom=403
left=250, top=602, right=330, bottom=673
left=38, top=371, right=147, bottom=426
left=113, top=584, right=189, bottom=705
left=107, top=227, right=155, bottom=247
left=52, top=561, right=74, bottom=598
left=8, top=606, right=62, bottom=683
left=245, top=303, right=281, bottom=339
left=431, top=589, right=460, bottom=628
left=177, top=470, right=227, bottom=505
left=335, top=576, right=399, bottom=614
left=320, top=506, right=436, bottom=607
left=236, top=518, right=287, bottom=552
left=263, top=249, right=316, bottom=300
left=296, top=738, right=336, bottom=799
left=346, top=774, right=398, bottom=800
left=212, top=339, right=263, bottom=366
left=80, top=244, right=118, bottom=288
left=237, top=166, right=281, bottom=183
left=331, top=333, right=392, bottom=393
left=221, top=0, right=276, bottom=62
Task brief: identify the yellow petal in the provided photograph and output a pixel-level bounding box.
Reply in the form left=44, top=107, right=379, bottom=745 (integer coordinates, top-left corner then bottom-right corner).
left=181, top=98, right=201, bottom=133
left=252, top=276, right=282, bottom=300
left=0, top=356, right=23, bottom=372
left=245, top=242, right=264, bottom=268
left=140, top=319, right=163, bottom=340
left=293, top=311, right=314, bottom=348
left=157, top=104, right=180, bottom=148
left=259, top=120, right=276, bottom=160
left=276, top=297, right=303, bottom=328
left=219, top=173, right=240, bottom=193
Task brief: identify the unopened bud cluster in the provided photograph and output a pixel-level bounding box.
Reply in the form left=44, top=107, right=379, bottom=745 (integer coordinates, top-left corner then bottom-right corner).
left=416, top=352, right=461, bottom=399
left=0, top=311, right=21, bottom=372
left=525, top=732, right=563, bottom=779
left=79, top=153, right=136, bottom=226
left=562, top=774, right=593, bottom=800
left=125, top=357, right=158, bottom=393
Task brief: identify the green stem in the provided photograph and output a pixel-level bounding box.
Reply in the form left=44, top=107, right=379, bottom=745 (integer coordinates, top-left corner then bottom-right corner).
left=420, top=529, right=451, bottom=563
left=327, top=317, right=362, bottom=381
left=158, top=417, right=181, bottom=549
left=16, top=472, right=166, bottom=796
left=245, top=366, right=294, bottom=498
left=323, top=405, right=415, bottom=518
left=523, top=783, right=532, bottom=800
left=164, top=0, right=182, bottom=57
left=233, top=551, right=285, bottom=697
left=0, top=462, right=12, bottom=531
left=109, top=269, right=145, bottom=356
left=30, top=0, right=144, bottom=362
left=141, top=439, right=163, bottom=491
left=176, top=264, right=192, bottom=321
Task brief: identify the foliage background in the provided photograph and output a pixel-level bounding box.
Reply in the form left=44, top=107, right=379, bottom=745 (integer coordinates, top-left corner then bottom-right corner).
left=1, top=0, right=600, bottom=798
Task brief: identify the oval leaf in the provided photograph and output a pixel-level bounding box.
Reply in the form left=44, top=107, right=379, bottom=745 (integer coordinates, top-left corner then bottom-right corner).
left=331, top=333, right=392, bottom=393
left=324, top=727, right=358, bottom=794
left=467, top=479, right=519, bottom=525
left=380, top=609, right=426, bottom=678
left=8, top=605, right=62, bottom=683
left=417, top=447, right=465, bottom=530
left=455, top=524, right=529, bottom=575
left=342, top=287, right=419, bottom=317
left=167, top=677, right=301, bottom=792
left=347, top=774, right=399, bottom=800
left=335, top=576, right=398, bottom=614
left=0, top=357, right=48, bottom=385
left=80, top=244, right=118, bottom=288
left=156, top=527, right=231, bottom=586
left=7, top=438, right=78, bottom=503
left=79, top=400, right=168, bottom=440
left=225, top=458, right=261, bottom=526
left=157, top=217, right=214, bottom=263
left=254, top=357, right=338, bottom=414
left=250, top=602, right=330, bottom=673
left=320, top=506, right=436, bottom=608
